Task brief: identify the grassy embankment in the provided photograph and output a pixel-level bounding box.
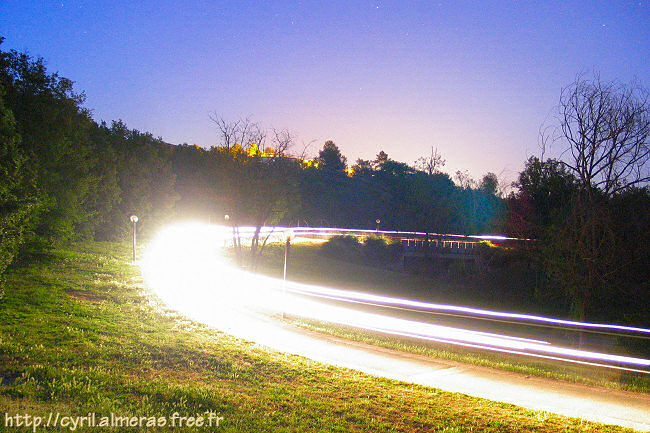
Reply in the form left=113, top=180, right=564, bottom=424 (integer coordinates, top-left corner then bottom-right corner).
left=0, top=241, right=640, bottom=432
left=255, top=242, right=650, bottom=393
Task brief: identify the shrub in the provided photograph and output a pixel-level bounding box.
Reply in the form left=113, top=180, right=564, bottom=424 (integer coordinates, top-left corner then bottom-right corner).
left=320, top=235, right=361, bottom=261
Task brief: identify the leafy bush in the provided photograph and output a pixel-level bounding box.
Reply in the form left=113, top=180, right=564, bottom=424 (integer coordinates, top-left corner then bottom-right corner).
left=320, top=235, right=361, bottom=261
left=0, top=80, right=41, bottom=283
left=321, top=235, right=401, bottom=266
left=362, top=235, right=401, bottom=264
left=362, top=235, right=387, bottom=262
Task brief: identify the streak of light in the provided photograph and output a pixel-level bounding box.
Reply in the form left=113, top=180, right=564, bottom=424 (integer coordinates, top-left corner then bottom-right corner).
left=285, top=282, right=650, bottom=335
left=141, top=223, right=650, bottom=375
left=347, top=324, right=650, bottom=375
left=283, top=288, right=650, bottom=339
left=273, top=292, right=650, bottom=368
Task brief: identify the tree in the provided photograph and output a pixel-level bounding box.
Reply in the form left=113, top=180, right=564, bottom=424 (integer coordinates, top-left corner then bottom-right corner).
left=0, top=42, right=96, bottom=242
left=350, top=158, right=373, bottom=177
left=479, top=172, right=499, bottom=196
left=373, top=150, right=389, bottom=170
left=543, top=73, right=650, bottom=322
left=317, top=140, right=347, bottom=173
left=209, top=114, right=266, bottom=152
left=0, top=84, right=40, bottom=279
left=169, top=143, right=216, bottom=223
left=556, top=73, right=649, bottom=197
left=99, top=121, right=178, bottom=239
left=508, top=157, right=576, bottom=237
left=454, top=170, right=476, bottom=189
left=210, top=118, right=300, bottom=267
left=415, top=146, right=446, bottom=175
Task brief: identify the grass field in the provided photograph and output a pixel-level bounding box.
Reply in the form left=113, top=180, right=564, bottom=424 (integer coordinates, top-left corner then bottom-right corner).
left=254, top=242, right=650, bottom=393
left=0, top=241, right=639, bottom=432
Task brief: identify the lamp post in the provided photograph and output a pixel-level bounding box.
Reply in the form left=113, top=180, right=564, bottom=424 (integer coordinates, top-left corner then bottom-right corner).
left=223, top=214, right=230, bottom=247
left=130, top=215, right=138, bottom=263
left=375, top=218, right=381, bottom=232
left=282, top=229, right=294, bottom=319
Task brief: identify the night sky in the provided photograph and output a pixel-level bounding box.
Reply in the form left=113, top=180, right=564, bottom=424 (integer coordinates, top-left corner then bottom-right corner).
left=2, top=1, right=648, bottom=182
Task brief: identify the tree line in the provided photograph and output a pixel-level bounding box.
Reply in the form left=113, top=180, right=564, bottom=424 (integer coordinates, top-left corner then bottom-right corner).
left=1, top=40, right=648, bottom=326
left=0, top=39, right=504, bottom=269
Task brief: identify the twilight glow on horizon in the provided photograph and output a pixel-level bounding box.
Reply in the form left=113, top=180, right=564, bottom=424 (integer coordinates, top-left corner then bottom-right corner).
left=2, top=1, right=648, bottom=181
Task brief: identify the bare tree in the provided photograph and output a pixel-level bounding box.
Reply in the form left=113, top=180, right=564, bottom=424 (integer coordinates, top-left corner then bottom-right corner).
left=269, top=128, right=294, bottom=156
left=454, top=170, right=476, bottom=189
left=496, top=170, right=513, bottom=198
left=209, top=114, right=238, bottom=149
left=543, top=73, right=650, bottom=326
left=415, top=146, right=446, bottom=175
left=210, top=115, right=302, bottom=268
left=209, top=114, right=266, bottom=152
left=556, top=74, right=650, bottom=197
left=296, top=138, right=317, bottom=161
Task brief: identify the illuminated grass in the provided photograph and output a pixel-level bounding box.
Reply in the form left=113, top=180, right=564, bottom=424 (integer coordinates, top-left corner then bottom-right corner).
left=255, top=243, right=650, bottom=394
left=0, top=241, right=639, bottom=432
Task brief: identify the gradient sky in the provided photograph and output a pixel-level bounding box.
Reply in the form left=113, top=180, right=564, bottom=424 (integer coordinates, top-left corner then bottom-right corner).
left=2, top=1, right=648, bottom=183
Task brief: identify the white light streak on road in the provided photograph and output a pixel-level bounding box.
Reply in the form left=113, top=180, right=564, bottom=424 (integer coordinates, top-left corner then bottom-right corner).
left=141, top=223, right=650, bottom=374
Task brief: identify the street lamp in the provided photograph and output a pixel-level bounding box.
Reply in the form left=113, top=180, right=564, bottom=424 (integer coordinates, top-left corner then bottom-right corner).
left=223, top=214, right=231, bottom=247
left=376, top=218, right=381, bottom=232
left=130, top=215, right=138, bottom=263
left=282, top=229, right=295, bottom=319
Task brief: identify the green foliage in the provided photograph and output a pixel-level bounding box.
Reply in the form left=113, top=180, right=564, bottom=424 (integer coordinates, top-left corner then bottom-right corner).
left=0, top=87, right=40, bottom=282
left=508, top=157, right=576, bottom=238
left=362, top=235, right=401, bottom=264
left=320, top=235, right=361, bottom=260
left=321, top=235, right=400, bottom=267
left=479, top=172, right=499, bottom=196
left=304, top=149, right=505, bottom=234
left=316, top=139, right=346, bottom=173
left=170, top=143, right=217, bottom=221
left=96, top=121, right=178, bottom=239
left=207, top=145, right=302, bottom=266
left=509, top=156, right=650, bottom=326
left=0, top=41, right=182, bottom=281
left=0, top=43, right=96, bottom=242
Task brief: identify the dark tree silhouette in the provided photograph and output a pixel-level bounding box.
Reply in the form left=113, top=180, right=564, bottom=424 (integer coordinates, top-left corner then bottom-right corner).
left=317, top=140, right=347, bottom=173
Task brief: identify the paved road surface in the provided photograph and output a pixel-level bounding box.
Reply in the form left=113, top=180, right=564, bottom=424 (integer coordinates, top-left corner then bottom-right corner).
left=209, top=310, right=650, bottom=432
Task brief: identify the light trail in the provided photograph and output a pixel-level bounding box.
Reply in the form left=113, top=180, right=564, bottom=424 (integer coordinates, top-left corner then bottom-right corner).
left=286, top=282, right=650, bottom=335
left=342, top=324, right=650, bottom=375
left=261, top=225, right=648, bottom=335
left=281, top=288, right=650, bottom=339
left=228, top=225, right=526, bottom=242
left=271, top=291, right=650, bottom=368
left=140, top=223, right=650, bottom=375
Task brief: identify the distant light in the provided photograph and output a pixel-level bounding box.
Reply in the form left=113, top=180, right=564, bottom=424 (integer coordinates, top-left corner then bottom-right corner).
left=130, top=215, right=139, bottom=223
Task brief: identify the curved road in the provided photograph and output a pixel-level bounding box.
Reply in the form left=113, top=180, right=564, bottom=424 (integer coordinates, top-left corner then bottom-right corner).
left=212, top=310, right=650, bottom=432
left=141, top=225, right=650, bottom=431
